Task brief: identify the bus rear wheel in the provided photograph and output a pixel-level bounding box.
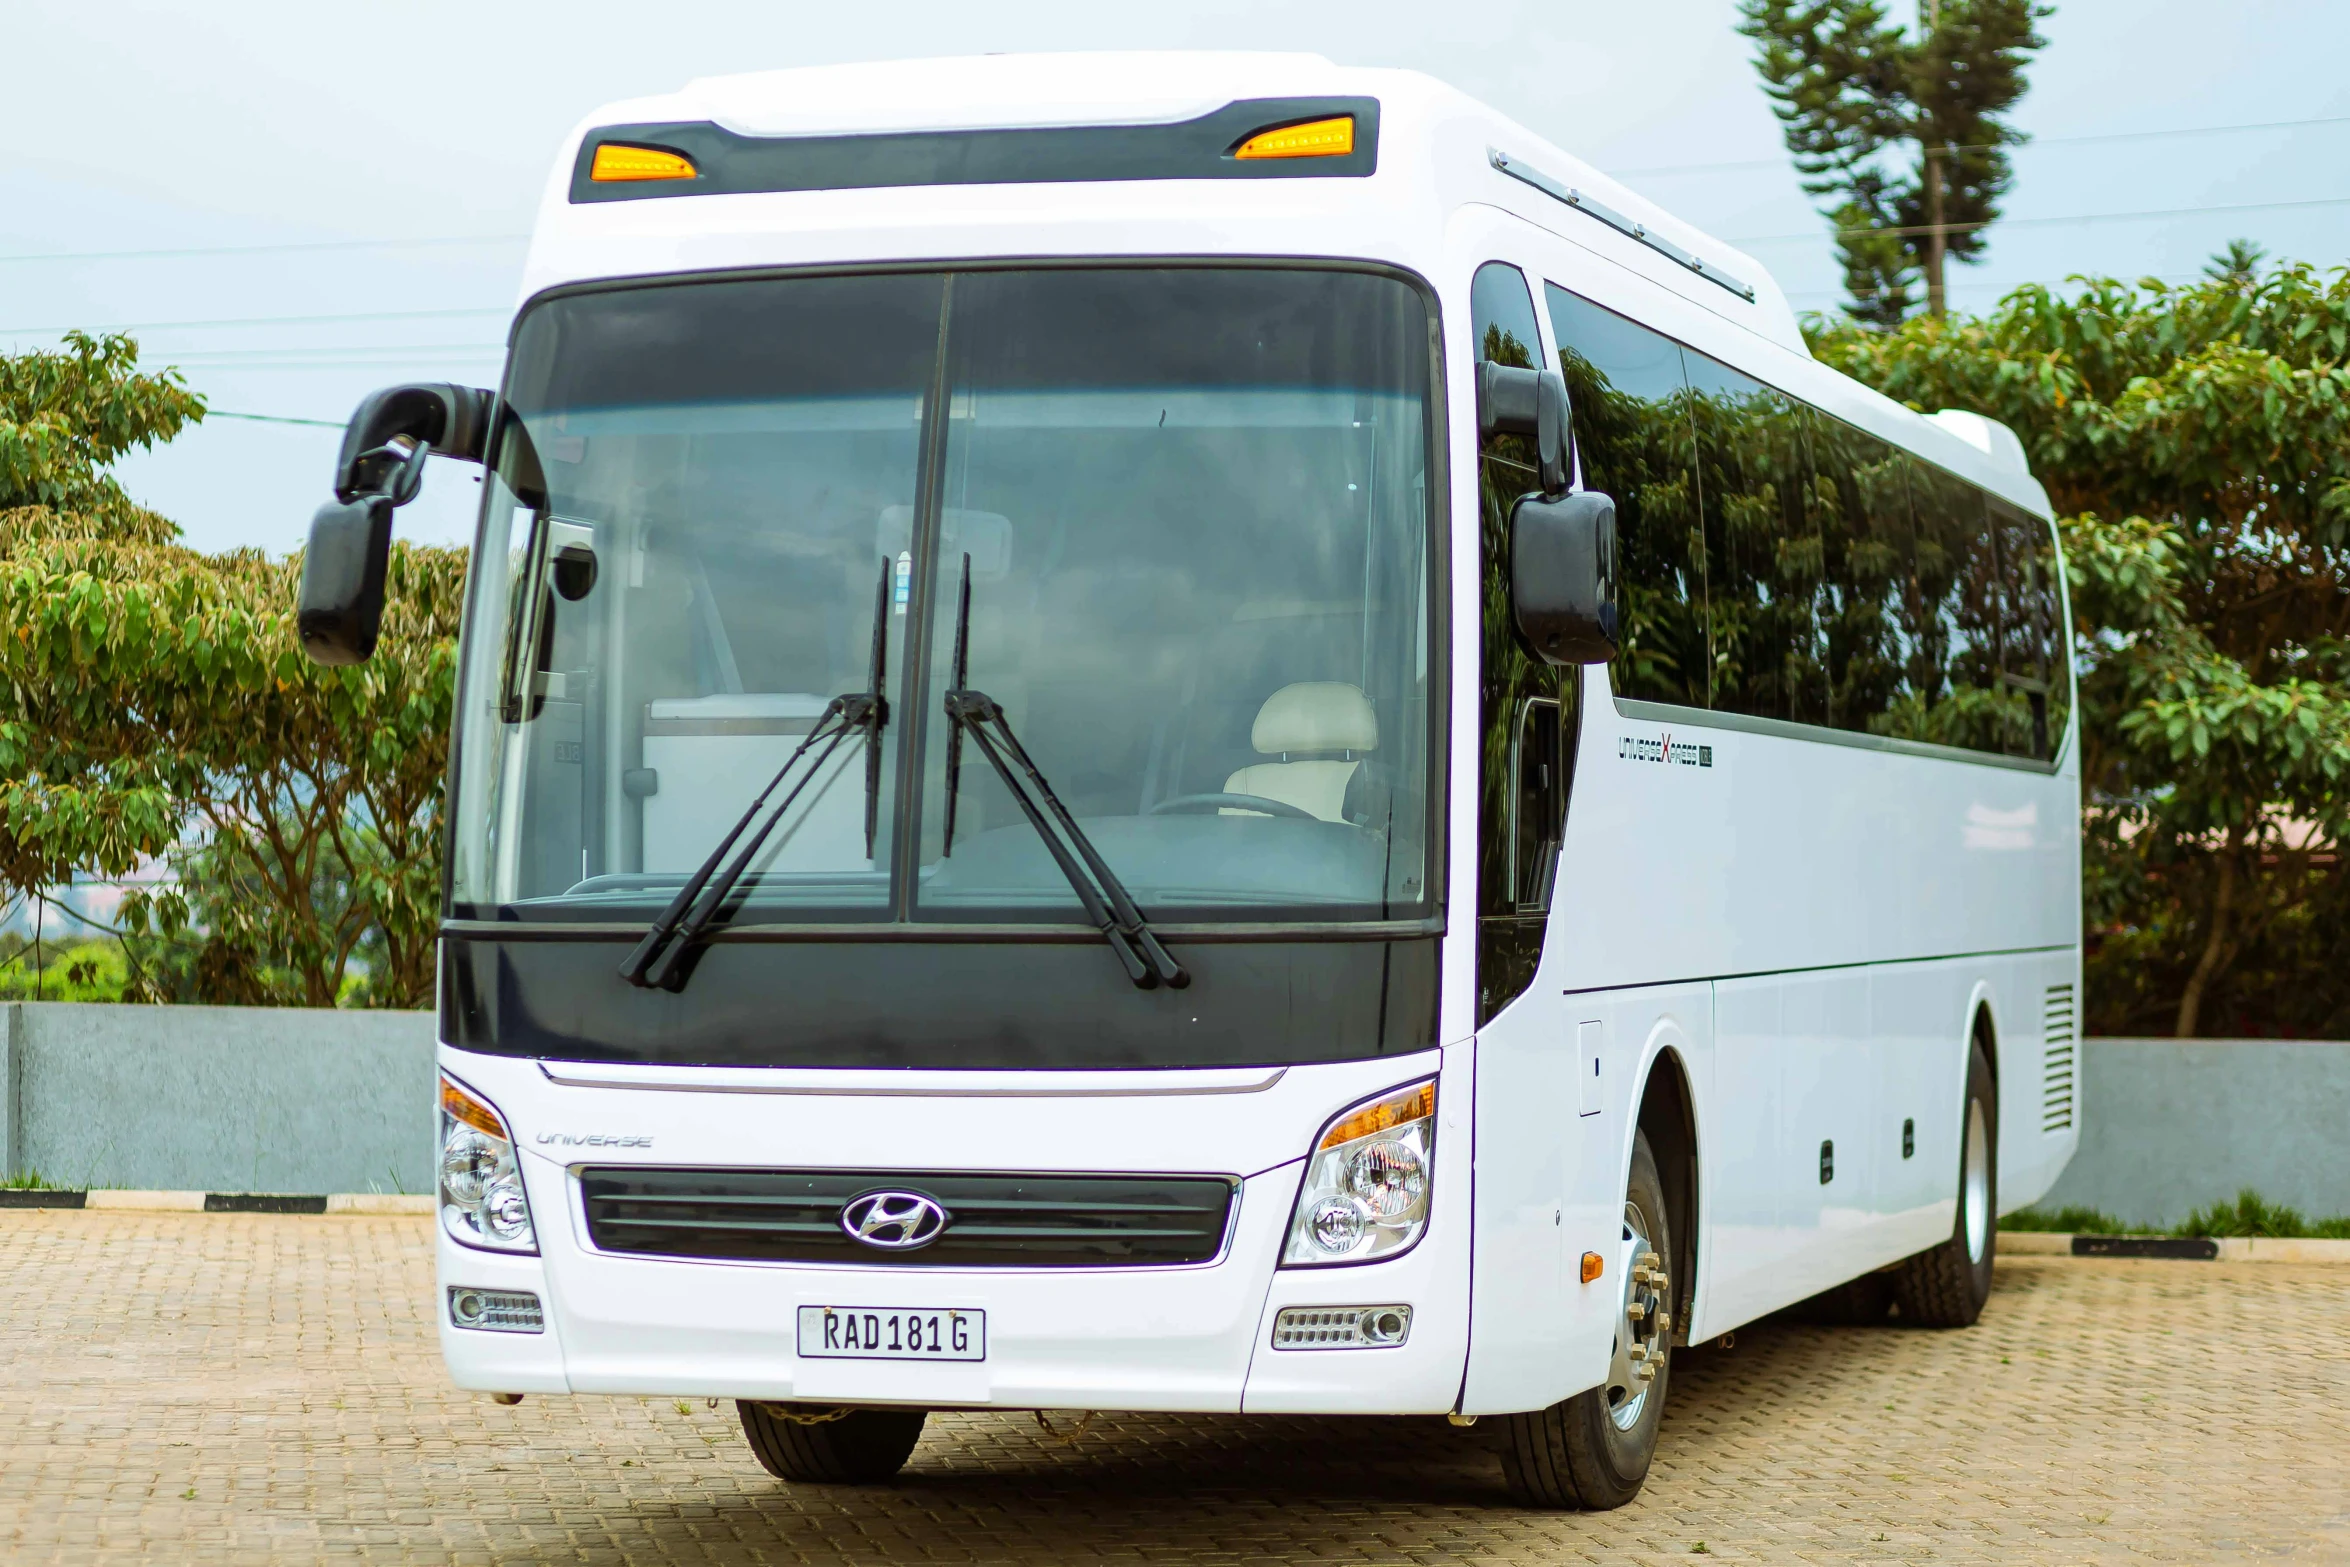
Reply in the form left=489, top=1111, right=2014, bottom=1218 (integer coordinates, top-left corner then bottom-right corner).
left=1891, top=1040, right=1997, bottom=1327
left=736, top=1401, right=926, bottom=1484
left=1499, top=1128, right=1674, bottom=1510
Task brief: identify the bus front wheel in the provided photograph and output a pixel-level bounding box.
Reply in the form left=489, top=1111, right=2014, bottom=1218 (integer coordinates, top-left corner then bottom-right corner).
left=737, top=1401, right=926, bottom=1485
left=1498, top=1128, right=1674, bottom=1510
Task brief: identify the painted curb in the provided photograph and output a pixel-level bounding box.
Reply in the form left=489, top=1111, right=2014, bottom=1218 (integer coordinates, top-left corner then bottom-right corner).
left=1999, top=1229, right=2350, bottom=1264
left=1, top=1190, right=432, bottom=1214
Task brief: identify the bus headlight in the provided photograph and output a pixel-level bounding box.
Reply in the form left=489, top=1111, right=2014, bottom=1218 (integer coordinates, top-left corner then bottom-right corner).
left=1282, top=1079, right=1436, bottom=1267
left=440, top=1073, right=538, bottom=1254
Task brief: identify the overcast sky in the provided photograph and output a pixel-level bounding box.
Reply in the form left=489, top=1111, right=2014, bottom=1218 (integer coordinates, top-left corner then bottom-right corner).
left=6, top=0, right=2346, bottom=555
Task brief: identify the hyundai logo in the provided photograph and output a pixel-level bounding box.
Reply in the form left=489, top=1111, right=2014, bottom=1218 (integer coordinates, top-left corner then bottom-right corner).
left=839, top=1190, right=950, bottom=1251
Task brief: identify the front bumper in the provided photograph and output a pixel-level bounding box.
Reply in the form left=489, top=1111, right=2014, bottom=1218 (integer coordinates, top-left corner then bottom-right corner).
left=436, top=1047, right=1473, bottom=1415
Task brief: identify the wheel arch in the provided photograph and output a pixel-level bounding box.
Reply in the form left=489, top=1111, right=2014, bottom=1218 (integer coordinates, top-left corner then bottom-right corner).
left=1633, top=1046, right=1699, bottom=1348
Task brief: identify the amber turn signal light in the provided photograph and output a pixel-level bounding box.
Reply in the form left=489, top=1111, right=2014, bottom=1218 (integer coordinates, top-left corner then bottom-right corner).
left=590, top=143, right=698, bottom=182
left=1233, top=115, right=1354, bottom=161
left=1317, top=1081, right=1435, bottom=1150
left=1581, top=1251, right=1605, bottom=1283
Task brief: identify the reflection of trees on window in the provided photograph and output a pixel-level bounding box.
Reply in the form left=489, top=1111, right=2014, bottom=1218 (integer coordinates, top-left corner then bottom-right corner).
left=1472, top=261, right=1575, bottom=1023
left=1810, top=415, right=1908, bottom=731
left=1540, top=280, right=2069, bottom=763
left=1548, top=287, right=1705, bottom=709
left=1872, top=460, right=2015, bottom=753
left=1688, top=352, right=1821, bottom=725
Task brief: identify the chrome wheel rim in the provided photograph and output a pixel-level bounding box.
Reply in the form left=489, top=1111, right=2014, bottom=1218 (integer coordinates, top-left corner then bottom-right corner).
left=1963, top=1097, right=1991, bottom=1265
left=1605, top=1201, right=1668, bottom=1432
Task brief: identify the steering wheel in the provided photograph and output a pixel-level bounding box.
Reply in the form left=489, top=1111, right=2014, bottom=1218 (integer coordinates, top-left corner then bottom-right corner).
left=1147, top=792, right=1320, bottom=822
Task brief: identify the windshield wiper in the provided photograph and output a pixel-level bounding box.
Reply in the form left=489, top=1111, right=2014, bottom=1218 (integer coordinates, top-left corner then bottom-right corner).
left=939, top=555, right=1188, bottom=991
left=619, top=561, right=892, bottom=992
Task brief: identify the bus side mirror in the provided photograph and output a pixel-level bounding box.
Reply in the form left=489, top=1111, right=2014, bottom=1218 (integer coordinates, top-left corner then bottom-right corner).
left=1477, top=362, right=1572, bottom=495
left=298, top=495, right=395, bottom=666
left=299, top=383, right=494, bottom=666
left=1511, top=489, right=1618, bottom=664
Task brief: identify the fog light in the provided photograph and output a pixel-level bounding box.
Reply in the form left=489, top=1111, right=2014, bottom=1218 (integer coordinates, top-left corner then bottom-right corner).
left=447, top=1286, right=544, bottom=1333
left=1272, top=1304, right=1413, bottom=1349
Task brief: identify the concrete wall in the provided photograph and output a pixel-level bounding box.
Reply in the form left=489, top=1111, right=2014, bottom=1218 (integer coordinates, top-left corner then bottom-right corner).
left=2036, top=1037, right=2350, bottom=1228
left=1, top=1004, right=2342, bottom=1217
left=2, top=1003, right=436, bottom=1195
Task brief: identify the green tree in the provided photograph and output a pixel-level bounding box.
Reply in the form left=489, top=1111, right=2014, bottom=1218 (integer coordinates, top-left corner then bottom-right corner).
left=2205, top=238, right=2268, bottom=288
left=0, top=333, right=466, bottom=1007
left=1740, top=0, right=2052, bottom=323
left=1814, top=265, right=2350, bottom=1036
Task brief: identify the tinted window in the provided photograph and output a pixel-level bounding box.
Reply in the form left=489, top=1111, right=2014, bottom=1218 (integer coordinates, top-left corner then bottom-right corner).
left=1546, top=287, right=1706, bottom=708
left=1878, top=459, right=2008, bottom=752
left=1991, top=496, right=2070, bottom=759
left=1473, top=262, right=1576, bottom=1022
left=1809, top=413, right=1911, bottom=731
left=1686, top=349, right=1822, bottom=725
left=1540, top=281, right=2067, bottom=762
left=1511, top=698, right=1565, bottom=909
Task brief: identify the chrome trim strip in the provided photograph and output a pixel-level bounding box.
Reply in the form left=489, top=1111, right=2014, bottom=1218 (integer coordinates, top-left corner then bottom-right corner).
left=538, top=1062, right=1289, bottom=1097
left=567, top=1167, right=1249, bottom=1273
left=1488, top=147, right=1758, bottom=302
left=1612, top=697, right=2065, bottom=775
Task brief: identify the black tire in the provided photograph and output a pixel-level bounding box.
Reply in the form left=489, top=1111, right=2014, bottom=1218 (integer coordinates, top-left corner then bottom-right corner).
left=736, top=1401, right=926, bottom=1484
left=1499, top=1128, right=1675, bottom=1510
left=1892, top=1039, right=1998, bottom=1327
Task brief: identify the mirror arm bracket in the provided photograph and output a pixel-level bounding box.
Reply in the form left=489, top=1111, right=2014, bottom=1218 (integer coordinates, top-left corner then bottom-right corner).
left=331, top=383, right=496, bottom=503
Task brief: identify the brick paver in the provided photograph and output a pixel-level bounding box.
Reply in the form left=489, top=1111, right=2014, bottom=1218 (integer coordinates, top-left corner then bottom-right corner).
left=2, top=1211, right=2344, bottom=1563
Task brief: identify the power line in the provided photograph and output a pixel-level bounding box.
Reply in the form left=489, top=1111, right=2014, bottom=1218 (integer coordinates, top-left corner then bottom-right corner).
left=167, top=356, right=506, bottom=373
left=205, top=411, right=347, bottom=429
left=1731, top=193, right=2350, bottom=245
left=162, top=342, right=504, bottom=361
left=0, top=306, right=508, bottom=335
left=1606, top=113, right=2350, bottom=179
left=0, top=234, right=527, bottom=265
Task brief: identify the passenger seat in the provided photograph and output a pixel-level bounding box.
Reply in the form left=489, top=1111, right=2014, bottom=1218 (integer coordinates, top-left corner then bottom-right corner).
left=1222, top=683, right=1378, bottom=823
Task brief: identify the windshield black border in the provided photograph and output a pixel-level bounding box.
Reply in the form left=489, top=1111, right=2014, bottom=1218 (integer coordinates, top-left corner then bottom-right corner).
left=445, top=256, right=1452, bottom=942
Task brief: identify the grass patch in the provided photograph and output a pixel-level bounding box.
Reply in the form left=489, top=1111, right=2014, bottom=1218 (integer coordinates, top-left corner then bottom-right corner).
left=2005, top=1188, right=2350, bottom=1239
left=2, top=1169, right=64, bottom=1191
left=2000, top=1204, right=2128, bottom=1234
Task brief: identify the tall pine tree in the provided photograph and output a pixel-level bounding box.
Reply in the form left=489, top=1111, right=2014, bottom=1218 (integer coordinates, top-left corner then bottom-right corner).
left=1739, top=0, right=2050, bottom=324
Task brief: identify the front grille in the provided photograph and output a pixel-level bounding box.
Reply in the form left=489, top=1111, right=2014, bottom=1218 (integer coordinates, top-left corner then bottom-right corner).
left=579, top=1167, right=1238, bottom=1267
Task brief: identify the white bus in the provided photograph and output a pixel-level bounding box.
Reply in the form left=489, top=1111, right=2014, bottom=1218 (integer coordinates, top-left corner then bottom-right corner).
left=299, top=52, right=2080, bottom=1508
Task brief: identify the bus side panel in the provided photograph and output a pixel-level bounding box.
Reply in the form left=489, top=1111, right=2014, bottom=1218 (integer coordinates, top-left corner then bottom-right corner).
left=1461, top=982, right=1574, bottom=1409
left=1462, top=981, right=1711, bottom=1416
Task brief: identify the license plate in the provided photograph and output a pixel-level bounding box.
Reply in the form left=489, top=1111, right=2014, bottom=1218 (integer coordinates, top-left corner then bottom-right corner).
left=796, top=1305, right=985, bottom=1362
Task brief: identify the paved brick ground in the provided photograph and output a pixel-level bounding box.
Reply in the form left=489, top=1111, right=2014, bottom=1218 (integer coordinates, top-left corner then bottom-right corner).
left=2, top=1211, right=2345, bottom=1564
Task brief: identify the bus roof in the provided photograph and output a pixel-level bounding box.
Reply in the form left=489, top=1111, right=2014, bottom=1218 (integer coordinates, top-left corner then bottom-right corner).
left=526, top=53, right=2046, bottom=512
left=531, top=52, right=1805, bottom=352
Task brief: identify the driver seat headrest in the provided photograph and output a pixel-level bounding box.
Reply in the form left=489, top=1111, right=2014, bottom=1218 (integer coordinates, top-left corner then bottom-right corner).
left=1251, top=682, right=1377, bottom=759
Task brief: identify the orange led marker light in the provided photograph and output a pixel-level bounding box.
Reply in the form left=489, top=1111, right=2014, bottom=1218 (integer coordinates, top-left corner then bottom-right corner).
left=441, top=1076, right=506, bottom=1137
left=590, top=143, right=698, bottom=182
left=1233, top=116, right=1355, bottom=161
left=1582, top=1251, right=1606, bottom=1284
left=1319, top=1081, right=1435, bottom=1150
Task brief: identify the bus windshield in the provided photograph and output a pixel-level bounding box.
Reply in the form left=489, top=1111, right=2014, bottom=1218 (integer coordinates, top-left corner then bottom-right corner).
left=447, top=267, right=1439, bottom=929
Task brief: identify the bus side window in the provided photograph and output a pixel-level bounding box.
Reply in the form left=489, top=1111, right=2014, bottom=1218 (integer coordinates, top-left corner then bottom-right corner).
left=1510, top=697, right=1564, bottom=910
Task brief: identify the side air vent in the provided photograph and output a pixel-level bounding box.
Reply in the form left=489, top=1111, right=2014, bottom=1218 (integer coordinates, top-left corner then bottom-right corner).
left=2042, top=983, right=2077, bottom=1132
